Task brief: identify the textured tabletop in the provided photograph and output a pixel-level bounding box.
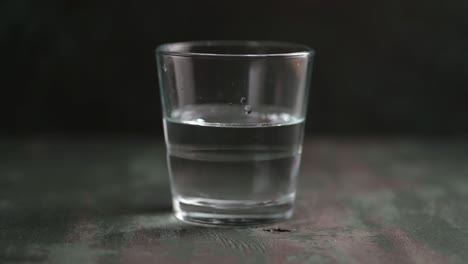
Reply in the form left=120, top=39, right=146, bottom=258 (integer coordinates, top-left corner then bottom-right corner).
left=1, top=138, right=467, bottom=264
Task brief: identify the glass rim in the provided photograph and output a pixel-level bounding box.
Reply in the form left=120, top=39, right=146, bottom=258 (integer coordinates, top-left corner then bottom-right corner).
left=156, top=40, right=315, bottom=58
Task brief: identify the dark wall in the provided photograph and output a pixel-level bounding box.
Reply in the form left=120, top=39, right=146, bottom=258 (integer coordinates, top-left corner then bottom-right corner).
left=2, top=0, right=468, bottom=136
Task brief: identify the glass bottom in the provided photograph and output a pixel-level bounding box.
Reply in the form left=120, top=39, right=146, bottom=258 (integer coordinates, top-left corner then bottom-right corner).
left=172, top=194, right=295, bottom=226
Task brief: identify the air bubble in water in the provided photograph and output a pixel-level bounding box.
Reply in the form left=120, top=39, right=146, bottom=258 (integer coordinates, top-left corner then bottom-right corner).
left=240, top=97, right=247, bottom=104
left=244, top=105, right=252, bottom=114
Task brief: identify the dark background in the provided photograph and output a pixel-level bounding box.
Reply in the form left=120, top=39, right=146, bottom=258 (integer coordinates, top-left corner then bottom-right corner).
left=2, top=0, right=468, bottom=136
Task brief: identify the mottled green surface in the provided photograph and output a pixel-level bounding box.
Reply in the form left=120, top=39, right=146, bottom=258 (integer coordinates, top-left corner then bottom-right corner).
left=1, top=138, right=467, bottom=263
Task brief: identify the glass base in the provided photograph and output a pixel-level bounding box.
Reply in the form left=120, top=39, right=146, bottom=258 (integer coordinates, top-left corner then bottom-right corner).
left=172, top=195, right=294, bottom=226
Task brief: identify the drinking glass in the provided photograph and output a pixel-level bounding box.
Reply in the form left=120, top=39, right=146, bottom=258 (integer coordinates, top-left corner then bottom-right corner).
left=156, top=41, right=314, bottom=225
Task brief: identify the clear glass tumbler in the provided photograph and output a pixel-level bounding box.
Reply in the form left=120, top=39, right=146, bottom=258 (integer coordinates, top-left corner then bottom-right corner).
left=156, top=41, right=314, bottom=225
